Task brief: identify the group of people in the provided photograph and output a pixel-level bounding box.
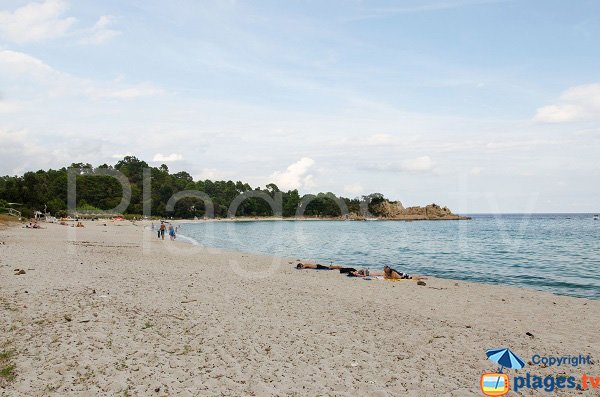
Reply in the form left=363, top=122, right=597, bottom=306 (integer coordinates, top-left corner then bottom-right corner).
left=24, top=222, right=41, bottom=229
left=153, top=221, right=179, bottom=241
left=296, top=263, right=422, bottom=280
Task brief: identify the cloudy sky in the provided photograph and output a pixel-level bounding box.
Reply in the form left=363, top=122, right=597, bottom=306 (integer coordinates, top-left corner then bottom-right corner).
left=1, top=0, right=599, bottom=212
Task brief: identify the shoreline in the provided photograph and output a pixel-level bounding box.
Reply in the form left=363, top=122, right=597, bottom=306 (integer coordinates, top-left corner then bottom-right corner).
left=171, top=219, right=597, bottom=301
left=176, top=231, right=600, bottom=302
left=66, top=214, right=472, bottom=222
left=1, top=220, right=599, bottom=395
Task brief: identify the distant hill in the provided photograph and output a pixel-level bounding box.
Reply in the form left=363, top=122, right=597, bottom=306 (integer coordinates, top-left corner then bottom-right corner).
left=0, top=156, right=467, bottom=220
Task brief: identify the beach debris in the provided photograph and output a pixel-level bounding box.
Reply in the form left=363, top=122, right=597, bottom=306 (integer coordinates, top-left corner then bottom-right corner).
left=142, top=321, right=153, bottom=329
left=180, top=299, right=197, bottom=304
left=168, top=314, right=185, bottom=321
left=526, top=332, right=534, bottom=338
left=79, top=319, right=91, bottom=323
left=14, top=269, right=26, bottom=275
left=64, top=315, right=72, bottom=322
left=465, top=325, right=472, bottom=328
left=155, top=386, right=161, bottom=392
left=417, top=281, right=426, bottom=286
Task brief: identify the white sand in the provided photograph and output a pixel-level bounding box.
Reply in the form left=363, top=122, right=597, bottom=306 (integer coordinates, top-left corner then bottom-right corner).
left=1, top=221, right=599, bottom=396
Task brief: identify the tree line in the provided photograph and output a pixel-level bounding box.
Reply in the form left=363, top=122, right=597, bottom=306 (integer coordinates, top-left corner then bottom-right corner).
left=0, top=156, right=389, bottom=219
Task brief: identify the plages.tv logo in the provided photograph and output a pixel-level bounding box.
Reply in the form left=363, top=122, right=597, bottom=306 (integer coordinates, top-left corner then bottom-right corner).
left=480, top=348, right=526, bottom=396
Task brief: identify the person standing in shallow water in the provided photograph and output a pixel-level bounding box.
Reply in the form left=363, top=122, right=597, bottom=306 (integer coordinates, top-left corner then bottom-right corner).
left=168, top=224, right=175, bottom=240
left=160, top=222, right=166, bottom=240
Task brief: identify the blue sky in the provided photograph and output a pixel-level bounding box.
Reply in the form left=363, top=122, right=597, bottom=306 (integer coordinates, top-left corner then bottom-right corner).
left=1, top=0, right=599, bottom=212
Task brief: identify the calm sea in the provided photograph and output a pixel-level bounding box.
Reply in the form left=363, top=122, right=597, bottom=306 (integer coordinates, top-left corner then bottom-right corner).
left=178, top=214, right=600, bottom=300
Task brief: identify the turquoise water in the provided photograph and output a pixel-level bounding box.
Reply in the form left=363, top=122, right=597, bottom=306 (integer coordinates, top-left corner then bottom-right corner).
left=179, top=214, right=600, bottom=299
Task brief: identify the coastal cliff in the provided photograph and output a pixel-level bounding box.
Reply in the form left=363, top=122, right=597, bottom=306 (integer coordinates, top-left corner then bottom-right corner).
left=366, top=200, right=469, bottom=220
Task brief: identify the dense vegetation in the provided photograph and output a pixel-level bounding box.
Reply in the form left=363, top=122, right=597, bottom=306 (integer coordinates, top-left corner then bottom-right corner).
left=0, top=156, right=387, bottom=219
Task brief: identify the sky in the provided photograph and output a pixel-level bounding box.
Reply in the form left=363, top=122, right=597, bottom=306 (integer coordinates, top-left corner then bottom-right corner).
left=0, top=0, right=599, bottom=213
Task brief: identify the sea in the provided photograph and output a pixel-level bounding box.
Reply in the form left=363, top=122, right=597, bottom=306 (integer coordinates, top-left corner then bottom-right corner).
left=177, top=214, right=600, bottom=300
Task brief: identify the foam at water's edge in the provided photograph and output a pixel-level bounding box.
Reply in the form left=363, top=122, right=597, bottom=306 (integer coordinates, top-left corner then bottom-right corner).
left=175, top=234, right=201, bottom=246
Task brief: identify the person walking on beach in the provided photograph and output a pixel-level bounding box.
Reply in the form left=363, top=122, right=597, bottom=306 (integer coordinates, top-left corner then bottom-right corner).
left=160, top=222, right=166, bottom=240
left=168, top=224, right=175, bottom=240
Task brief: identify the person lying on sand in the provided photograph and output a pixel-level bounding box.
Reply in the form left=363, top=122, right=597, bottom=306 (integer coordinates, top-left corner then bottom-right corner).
left=347, top=268, right=384, bottom=277
left=346, top=266, right=426, bottom=280
left=296, top=263, right=356, bottom=272
left=383, top=265, right=412, bottom=279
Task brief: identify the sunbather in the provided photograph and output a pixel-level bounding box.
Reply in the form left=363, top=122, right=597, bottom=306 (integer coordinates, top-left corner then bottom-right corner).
left=296, top=263, right=356, bottom=272
left=384, top=265, right=415, bottom=279
left=347, top=266, right=421, bottom=280
left=347, top=268, right=384, bottom=277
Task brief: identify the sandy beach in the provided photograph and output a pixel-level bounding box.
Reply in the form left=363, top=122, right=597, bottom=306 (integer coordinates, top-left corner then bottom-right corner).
left=1, top=220, right=599, bottom=396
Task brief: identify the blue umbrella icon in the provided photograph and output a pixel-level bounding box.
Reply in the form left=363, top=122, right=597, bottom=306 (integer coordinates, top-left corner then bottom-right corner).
left=486, top=348, right=526, bottom=372
left=486, top=348, right=525, bottom=389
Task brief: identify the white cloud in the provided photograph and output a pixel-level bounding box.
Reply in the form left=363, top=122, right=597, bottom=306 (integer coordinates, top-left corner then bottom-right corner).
left=111, top=152, right=134, bottom=159
left=270, top=157, right=315, bottom=190
left=153, top=153, right=183, bottom=162
left=0, top=49, right=53, bottom=78
left=562, top=83, right=600, bottom=107
left=534, top=104, right=584, bottom=123
left=534, top=83, right=600, bottom=123
left=0, top=129, right=64, bottom=175
left=88, top=84, right=163, bottom=100
left=400, top=156, right=434, bottom=172
left=0, top=0, right=76, bottom=43
left=484, top=139, right=559, bottom=149
left=470, top=167, right=483, bottom=176
left=366, top=133, right=395, bottom=145
left=344, top=183, right=363, bottom=195
left=196, top=168, right=232, bottom=180
left=0, top=100, right=22, bottom=113
left=0, top=49, right=161, bottom=100
left=364, top=155, right=436, bottom=174
left=79, top=15, right=120, bottom=45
